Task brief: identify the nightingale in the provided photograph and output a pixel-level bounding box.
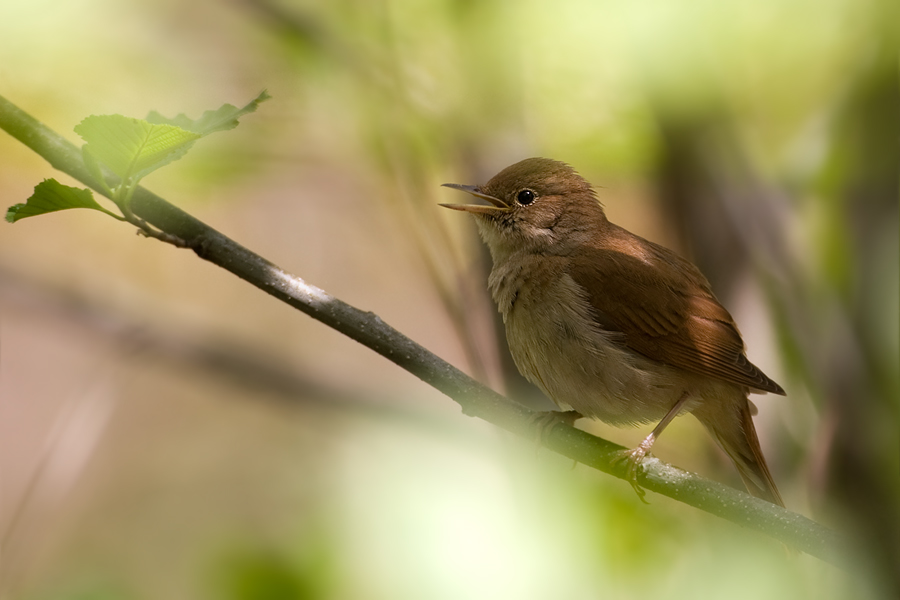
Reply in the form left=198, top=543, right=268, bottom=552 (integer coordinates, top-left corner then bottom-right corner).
left=441, top=157, right=785, bottom=506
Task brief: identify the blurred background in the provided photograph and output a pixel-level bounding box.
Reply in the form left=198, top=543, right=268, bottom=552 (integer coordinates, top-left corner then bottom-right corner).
left=1, top=0, right=897, bottom=598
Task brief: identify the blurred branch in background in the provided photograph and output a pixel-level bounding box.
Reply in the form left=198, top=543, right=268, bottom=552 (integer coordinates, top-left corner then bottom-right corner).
left=653, top=37, right=899, bottom=594
left=0, top=377, right=115, bottom=597
left=0, top=265, right=461, bottom=427
left=812, top=42, right=899, bottom=594
left=241, top=0, right=504, bottom=389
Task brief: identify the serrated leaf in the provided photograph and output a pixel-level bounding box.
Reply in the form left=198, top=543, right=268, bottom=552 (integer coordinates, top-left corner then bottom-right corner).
left=6, top=179, right=119, bottom=223
left=146, top=90, right=271, bottom=136
left=75, top=115, right=201, bottom=183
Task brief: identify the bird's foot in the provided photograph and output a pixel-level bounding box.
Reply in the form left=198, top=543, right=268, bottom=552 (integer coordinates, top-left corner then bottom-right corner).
left=527, top=410, right=582, bottom=448
left=612, top=434, right=656, bottom=504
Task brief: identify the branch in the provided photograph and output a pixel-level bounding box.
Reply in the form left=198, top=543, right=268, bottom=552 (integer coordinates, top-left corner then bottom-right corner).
left=0, top=94, right=841, bottom=565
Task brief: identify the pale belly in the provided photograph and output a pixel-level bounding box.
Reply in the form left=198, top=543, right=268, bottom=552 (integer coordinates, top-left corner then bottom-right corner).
left=498, top=272, right=693, bottom=426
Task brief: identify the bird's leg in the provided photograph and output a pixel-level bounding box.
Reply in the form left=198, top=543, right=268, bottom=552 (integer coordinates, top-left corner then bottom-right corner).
left=615, top=391, right=692, bottom=502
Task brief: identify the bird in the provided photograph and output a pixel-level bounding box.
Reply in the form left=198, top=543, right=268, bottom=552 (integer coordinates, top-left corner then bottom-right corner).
left=441, top=157, right=785, bottom=506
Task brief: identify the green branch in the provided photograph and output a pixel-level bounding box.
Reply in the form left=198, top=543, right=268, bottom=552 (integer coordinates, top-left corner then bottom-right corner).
left=0, top=93, right=841, bottom=565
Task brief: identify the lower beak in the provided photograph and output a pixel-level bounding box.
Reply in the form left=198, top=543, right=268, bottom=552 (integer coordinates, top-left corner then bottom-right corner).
left=439, top=183, right=509, bottom=215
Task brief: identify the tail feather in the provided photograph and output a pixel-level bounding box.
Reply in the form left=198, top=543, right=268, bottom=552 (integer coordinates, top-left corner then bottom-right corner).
left=696, top=399, right=784, bottom=507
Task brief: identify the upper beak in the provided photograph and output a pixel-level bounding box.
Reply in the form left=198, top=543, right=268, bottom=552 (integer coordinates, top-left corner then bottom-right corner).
left=439, top=183, right=509, bottom=215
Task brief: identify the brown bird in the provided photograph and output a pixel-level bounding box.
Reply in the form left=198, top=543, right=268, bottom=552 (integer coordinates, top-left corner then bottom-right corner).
left=441, top=157, right=785, bottom=506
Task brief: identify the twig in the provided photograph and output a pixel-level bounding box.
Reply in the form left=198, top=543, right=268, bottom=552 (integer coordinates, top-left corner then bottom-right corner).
left=0, top=93, right=842, bottom=565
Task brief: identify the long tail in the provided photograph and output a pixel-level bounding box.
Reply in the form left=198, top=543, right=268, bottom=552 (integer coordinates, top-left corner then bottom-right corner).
left=695, top=399, right=784, bottom=507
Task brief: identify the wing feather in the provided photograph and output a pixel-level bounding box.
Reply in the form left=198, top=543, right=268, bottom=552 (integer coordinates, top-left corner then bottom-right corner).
left=569, top=233, right=784, bottom=395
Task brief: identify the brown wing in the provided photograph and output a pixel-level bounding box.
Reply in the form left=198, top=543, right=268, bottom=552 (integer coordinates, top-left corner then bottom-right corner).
left=569, top=233, right=785, bottom=395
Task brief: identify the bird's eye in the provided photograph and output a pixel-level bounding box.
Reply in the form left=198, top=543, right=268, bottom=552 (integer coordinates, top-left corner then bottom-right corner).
left=516, top=189, right=536, bottom=205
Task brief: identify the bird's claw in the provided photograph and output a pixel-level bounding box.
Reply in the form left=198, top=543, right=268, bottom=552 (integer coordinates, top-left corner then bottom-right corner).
left=527, top=410, right=582, bottom=450
left=612, top=440, right=654, bottom=504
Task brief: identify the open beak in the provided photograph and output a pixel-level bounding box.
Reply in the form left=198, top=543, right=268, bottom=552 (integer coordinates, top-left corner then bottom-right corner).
left=439, top=183, right=509, bottom=215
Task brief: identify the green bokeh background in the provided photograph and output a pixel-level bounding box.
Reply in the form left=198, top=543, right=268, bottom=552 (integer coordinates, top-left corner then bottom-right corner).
left=1, top=0, right=897, bottom=598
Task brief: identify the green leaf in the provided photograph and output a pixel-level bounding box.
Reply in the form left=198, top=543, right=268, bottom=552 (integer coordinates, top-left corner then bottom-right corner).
left=146, top=90, right=271, bottom=135
left=75, top=115, right=201, bottom=183
left=6, top=179, right=121, bottom=223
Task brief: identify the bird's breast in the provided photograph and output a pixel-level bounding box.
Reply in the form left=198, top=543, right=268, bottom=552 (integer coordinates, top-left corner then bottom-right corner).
left=488, top=255, right=690, bottom=425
